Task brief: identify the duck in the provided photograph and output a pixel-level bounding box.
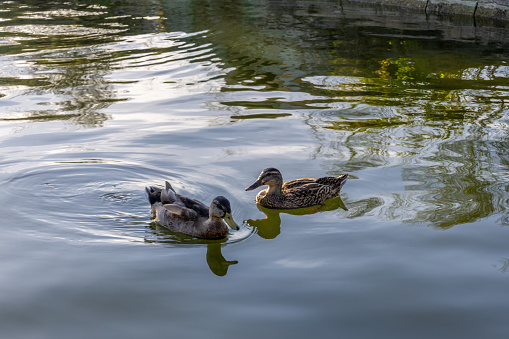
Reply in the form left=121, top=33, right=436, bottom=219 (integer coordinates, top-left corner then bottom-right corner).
left=145, top=181, right=240, bottom=239
left=245, top=168, right=348, bottom=209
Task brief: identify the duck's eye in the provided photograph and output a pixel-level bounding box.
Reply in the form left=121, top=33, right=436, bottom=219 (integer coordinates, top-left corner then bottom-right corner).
left=213, top=202, right=226, bottom=216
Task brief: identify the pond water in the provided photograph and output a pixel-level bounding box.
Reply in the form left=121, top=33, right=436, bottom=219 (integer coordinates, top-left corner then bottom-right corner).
left=1, top=0, right=509, bottom=338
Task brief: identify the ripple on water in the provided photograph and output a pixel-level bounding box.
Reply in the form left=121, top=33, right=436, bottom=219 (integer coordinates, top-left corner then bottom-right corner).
left=0, top=159, right=253, bottom=246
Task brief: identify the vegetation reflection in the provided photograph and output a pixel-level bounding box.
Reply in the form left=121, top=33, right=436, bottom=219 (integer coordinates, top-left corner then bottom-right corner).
left=185, top=0, right=509, bottom=229
left=1, top=0, right=508, bottom=229
left=0, top=0, right=164, bottom=126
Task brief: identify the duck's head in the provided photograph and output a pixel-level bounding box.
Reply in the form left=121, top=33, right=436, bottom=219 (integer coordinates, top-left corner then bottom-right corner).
left=245, top=167, right=283, bottom=191
left=210, top=196, right=240, bottom=230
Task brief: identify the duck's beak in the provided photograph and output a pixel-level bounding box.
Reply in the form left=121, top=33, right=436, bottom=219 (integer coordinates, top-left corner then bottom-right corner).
left=224, top=212, right=240, bottom=230
left=245, top=179, right=262, bottom=191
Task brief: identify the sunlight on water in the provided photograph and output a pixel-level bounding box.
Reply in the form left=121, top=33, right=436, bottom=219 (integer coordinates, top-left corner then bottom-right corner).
left=106, top=32, right=228, bottom=103
left=1, top=0, right=508, bottom=233
left=1, top=0, right=509, bottom=338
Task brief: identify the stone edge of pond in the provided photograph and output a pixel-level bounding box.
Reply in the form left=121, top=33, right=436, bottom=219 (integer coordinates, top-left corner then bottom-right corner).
left=342, top=0, right=509, bottom=24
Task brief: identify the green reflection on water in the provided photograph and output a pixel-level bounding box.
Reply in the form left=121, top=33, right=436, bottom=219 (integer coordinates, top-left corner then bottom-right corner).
left=1, top=0, right=508, bottom=229
left=246, top=196, right=348, bottom=239
left=145, top=222, right=241, bottom=276
left=206, top=243, right=238, bottom=277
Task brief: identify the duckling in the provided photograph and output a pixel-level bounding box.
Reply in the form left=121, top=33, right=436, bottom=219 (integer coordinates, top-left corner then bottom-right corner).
left=245, top=168, right=348, bottom=209
left=145, top=181, right=239, bottom=239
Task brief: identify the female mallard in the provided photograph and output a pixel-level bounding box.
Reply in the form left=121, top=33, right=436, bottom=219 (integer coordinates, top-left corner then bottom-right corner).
left=145, top=181, right=240, bottom=239
left=245, top=168, right=348, bottom=209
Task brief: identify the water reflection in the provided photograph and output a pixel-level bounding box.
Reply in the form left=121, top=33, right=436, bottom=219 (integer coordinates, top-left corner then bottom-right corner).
left=1, top=1, right=509, bottom=336
left=246, top=196, right=348, bottom=239
left=315, top=115, right=509, bottom=228
left=189, top=0, right=509, bottom=228
left=1, top=0, right=508, bottom=231
left=206, top=243, right=238, bottom=277
left=496, top=258, right=509, bottom=274
left=0, top=0, right=165, bottom=127
left=146, top=222, right=240, bottom=276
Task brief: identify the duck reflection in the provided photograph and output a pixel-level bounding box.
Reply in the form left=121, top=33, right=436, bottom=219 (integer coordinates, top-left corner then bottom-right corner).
left=146, top=223, right=238, bottom=276
left=245, top=196, right=348, bottom=239
left=206, top=243, right=238, bottom=276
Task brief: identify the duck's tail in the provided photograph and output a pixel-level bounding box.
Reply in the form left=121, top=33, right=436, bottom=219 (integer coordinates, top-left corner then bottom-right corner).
left=145, top=181, right=177, bottom=205
left=336, top=173, right=349, bottom=190
left=316, top=173, right=349, bottom=191
left=145, top=186, right=161, bottom=205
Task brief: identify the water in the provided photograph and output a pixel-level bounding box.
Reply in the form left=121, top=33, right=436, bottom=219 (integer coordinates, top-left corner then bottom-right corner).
left=1, top=0, right=509, bottom=338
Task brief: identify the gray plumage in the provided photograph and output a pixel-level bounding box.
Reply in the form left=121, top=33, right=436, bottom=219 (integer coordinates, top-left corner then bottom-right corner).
left=145, top=181, right=239, bottom=239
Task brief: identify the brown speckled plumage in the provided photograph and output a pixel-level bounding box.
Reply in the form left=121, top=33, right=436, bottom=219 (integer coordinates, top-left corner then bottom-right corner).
left=245, top=168, right=349, bottom=209
left=145, top=181, right=239, bottom=239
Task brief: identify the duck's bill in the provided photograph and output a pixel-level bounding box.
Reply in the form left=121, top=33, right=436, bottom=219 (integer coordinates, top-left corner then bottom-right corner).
left=224, top=212, right=240, bottom=230
left=245, top=180, right=262, bottom=191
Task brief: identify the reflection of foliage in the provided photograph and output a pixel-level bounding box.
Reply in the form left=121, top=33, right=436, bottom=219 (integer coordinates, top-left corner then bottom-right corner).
left=0, top=0, right=163, bottom=128
left=2, top=0, right=507, bottom=229
left=377, top=58, right=416, bottom=81
left=324, top=117, right=407, bottom=131
left=303, top=39, right=508, bottom=229
left=186, top=0, right=509, bottom=230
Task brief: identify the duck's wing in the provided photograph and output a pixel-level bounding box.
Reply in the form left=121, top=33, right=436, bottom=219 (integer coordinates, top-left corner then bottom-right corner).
left=284, top=181, right=329, bottom=197
left=165, top=181, right=175, bottom=193
left=160, top=182, right=193, bottom=208
left=282, top=178, right=316, bottom=189
left=163, top=203, right=199, bottom=220
left=178, top=195, right=209, bottom=218
left=146, top=181, right=210, bottom=218
left=161, top=187, right=181, bottom=204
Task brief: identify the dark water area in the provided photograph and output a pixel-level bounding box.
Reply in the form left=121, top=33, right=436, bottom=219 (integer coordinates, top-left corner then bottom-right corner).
left=1, top=1, right=509, bottom=338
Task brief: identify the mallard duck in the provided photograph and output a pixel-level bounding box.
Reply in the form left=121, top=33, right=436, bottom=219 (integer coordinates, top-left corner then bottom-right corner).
left=145, top=181, right=239, bottom=239
left=245, top=168, right=348, bottom=209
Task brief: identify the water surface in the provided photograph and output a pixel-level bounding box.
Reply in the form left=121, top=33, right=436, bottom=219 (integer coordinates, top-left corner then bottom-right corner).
left=1, top=1, right=509, bottom=338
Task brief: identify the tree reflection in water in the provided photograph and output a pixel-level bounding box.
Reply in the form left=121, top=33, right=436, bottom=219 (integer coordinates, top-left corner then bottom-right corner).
left=191, top=0, right=509, bottom=229
left=0, top=0, right=165, bottom=127
left=1, top=0, right=508, bottom=229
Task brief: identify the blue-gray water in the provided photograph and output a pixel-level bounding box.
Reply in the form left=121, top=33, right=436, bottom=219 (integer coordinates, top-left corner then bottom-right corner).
left=1, top=1, right=509, bottom=338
